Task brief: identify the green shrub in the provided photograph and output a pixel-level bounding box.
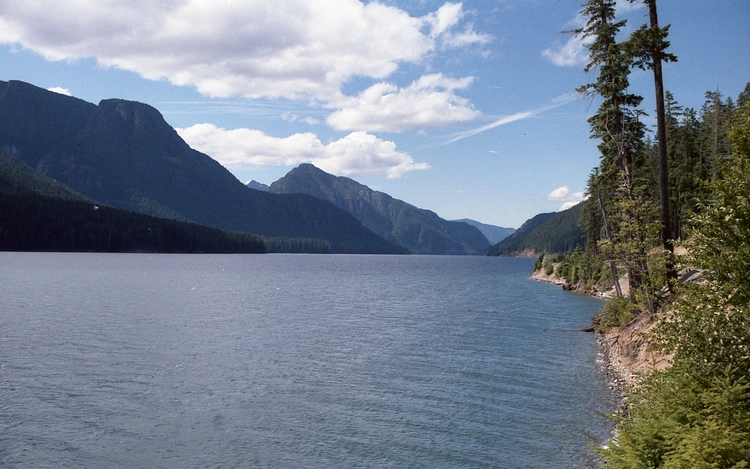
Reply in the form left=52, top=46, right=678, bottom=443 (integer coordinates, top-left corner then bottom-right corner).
left=598, top=295, right=635, bottom=329
left=599, top=102, right=750, bottom=468
left=533, top=253, right=545, bottom=271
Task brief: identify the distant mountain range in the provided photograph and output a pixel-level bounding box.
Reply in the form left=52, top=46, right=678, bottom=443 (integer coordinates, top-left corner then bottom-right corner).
left=453, top=218, right=515, bottom=245
left=0, top=80, right=404, bottom=254
left=246, top=180, right=269, bottom=191
left=0, top=78, right=554, bottom=256
left=486, top=203, right=586, bottom=256
left=269, top=163, right=491, bottom=255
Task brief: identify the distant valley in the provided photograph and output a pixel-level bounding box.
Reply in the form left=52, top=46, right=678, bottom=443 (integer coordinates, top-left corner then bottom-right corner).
left=452, top=219, right=515, bottom=245
left=485, top=203, right=585, bottom=256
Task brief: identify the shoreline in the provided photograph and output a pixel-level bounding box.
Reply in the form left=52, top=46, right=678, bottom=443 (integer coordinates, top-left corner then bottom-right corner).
left=530, top=271, right=669, bottom=390
left=530, top=269, right=614, bottom=300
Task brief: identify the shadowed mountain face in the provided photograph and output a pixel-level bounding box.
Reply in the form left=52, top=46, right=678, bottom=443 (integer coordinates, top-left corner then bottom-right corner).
left=0, top=80, right=405, bottom=254
left=246, top=180, right=269, bottom=191
left=0, top=80, right=97, bottom=169
left=0, top=149, right=267, bottom=254
left=269, top=163, right=491, bottom=255
left=486, top=203, right=585, bottom=256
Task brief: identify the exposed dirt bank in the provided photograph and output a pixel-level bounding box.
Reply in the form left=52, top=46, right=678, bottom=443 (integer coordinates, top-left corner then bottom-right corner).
left=598, top=314, right=670, bottom=390
left=531, top=271, right=669, bottom=390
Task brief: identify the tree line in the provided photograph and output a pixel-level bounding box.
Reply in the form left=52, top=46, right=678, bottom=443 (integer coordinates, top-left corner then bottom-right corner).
left=1, top=149, right=346, bottom=254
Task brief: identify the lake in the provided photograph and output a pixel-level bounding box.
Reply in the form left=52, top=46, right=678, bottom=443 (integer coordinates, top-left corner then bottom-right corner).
left=0, top=253, right=615, bottom=468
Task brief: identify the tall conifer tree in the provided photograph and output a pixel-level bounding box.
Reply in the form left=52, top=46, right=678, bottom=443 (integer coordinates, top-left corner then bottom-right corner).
left=627, top=0, right=678, bottom=284
left=576, top=0, right=654, bottom=304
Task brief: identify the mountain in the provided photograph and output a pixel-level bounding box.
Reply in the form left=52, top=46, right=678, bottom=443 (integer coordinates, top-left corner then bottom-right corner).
left=0, top=80, right=405, bottom=254
left=269, top=163, right=490, bottom=255
left=486, top=203, right=586, bottom=256
left=246, top=180, right=269, bottom=191
left=453, top=219, right=515, bottom=245
left=0, top=149, right=266, bottom=253
left=0, top=146, right=91, bottom=203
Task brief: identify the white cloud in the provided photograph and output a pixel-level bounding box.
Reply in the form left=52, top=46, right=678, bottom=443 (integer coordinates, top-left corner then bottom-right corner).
left=542, top=13, right=592, bottom=68
left=546, top=186, right=572, bottom=201
left=0, top=1, right=485, bottom=110
left=426, top=3, right=464, bottom=38
left=442, top=28, right=492, bottom=49
left=543, top=1, right=644, bottom=67
left=559, top=200, right=583, bottom=211
left=542, top=34, right=590, bottom=67
left=445, top=110, right=535, bottom=145
left=327, top=74, right=479, bottom=132
left=2, top=1, right=428, bottom=101
left=176, top=123, right=429, bottom=179
left=546, top=185, right=586, bottom=211
left=615, top=0, right=645, bottom=15
left=0, top=1, right=491, bottom=133
left=424, top=2, right=492, bottom=49
left=444, top=92, right=577, bottom=144
left=47, top=86, right=72, bottom=96
left=281, top=113, right=320, bottom=126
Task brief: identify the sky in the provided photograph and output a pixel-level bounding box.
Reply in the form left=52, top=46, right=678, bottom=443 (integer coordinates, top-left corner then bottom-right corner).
left=1, top=1, right=748, bottom=228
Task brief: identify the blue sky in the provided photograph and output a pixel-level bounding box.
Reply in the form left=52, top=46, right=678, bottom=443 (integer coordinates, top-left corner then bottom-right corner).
left=1, top=0, right=748, bottom=228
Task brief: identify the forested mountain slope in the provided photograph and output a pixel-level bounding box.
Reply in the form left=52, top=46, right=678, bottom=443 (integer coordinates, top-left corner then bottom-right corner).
left=0, top=150, right=265, bottom=253
left=486, top=203, right=585, bottom=256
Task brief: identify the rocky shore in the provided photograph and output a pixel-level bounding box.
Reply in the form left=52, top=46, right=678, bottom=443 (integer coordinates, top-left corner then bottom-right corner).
left=530, top=269, right=614, bottom=299
left=597, top=313, right=670, bottom=388
left=531, top=270, right=670, bottom=391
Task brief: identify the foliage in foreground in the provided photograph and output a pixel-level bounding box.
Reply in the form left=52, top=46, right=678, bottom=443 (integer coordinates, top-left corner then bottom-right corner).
left=598, top=103, right=750, bottom=468
left=604, top=365, right=750, bottom=469
left=560, top=1, right=750, bottom=464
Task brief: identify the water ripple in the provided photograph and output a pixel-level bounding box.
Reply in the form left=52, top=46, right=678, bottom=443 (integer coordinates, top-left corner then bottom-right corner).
left=0, top=253, right=616, bottom=468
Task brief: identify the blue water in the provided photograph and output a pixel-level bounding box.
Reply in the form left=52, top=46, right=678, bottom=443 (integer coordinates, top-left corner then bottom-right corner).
left=0, top=253, right=615, bottom=468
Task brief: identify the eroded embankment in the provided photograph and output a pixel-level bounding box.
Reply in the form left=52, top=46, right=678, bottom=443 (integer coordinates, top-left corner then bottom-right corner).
left=531, top=270, right=670, bottom=391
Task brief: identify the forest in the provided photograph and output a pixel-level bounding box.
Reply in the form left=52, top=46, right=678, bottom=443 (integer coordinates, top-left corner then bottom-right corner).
left=545, top=1, right=750, bottom=466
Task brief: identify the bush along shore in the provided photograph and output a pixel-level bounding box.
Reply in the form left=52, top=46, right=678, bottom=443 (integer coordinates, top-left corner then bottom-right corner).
left=527, top=95, right=750, bottom=465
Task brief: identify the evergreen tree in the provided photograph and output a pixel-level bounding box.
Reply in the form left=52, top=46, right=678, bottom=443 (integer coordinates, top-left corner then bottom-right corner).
left=657, top=102, right=750, bottom=375
left=626, top=0, right=678, bottom=284
left=665, top=96, right=704, bottom=240
left=738, top=83, right=750, bottom=109
left=576, top=0, right=662, bottom=308
left=699, top=90, right=735, bottom=172
left=581, top=168, right=623, bottom=296
left=600, top=102, right=750, bottom=469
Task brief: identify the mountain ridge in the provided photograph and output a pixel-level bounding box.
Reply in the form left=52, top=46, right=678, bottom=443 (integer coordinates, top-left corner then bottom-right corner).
left=453, top=218, right=515, bottom=245
left=0, top=149, right=267, bottom=253
left=269, top=163, right=490, bottom=255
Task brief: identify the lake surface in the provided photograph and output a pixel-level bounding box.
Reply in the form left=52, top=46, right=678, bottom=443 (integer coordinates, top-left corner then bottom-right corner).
left=0, top=253, right=615, bottom=468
